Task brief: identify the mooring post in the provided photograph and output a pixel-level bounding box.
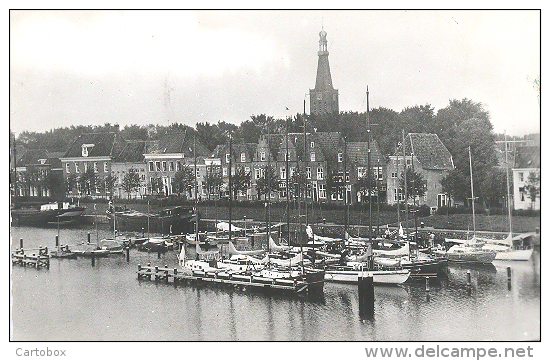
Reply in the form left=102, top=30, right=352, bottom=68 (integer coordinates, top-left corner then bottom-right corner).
left=55, top=235, right=59, bottom=247
left=20, top=238, right=23, bottom=250
left=154, top=266, right=159, bottom=282
left=466, top=270, right=471, bottom=287
left=125, top=247, right=130, bottom=262
left=157, top=250, right=161, bottom=259
left=36, top=254, right=40, bottom=269
left=358, top=270, right=375, bottom=319
left=91, top=253, right=95, bottom=267
left=507, top=266, right=512, bottom=290
left=87, top=233, right=91, bottom=244
left=425, top=276, right=430, bottom=292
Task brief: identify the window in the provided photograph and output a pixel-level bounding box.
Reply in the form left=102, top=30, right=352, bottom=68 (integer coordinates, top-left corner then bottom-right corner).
left=519, top=172, right=524, bottom=182
left=223, top=167, right=228, bottom=176
left=66, top=163, right=70, bottom=173
left=260, top=152, right=266, bottom=161
left=169, top=162, right=174, bottom=172
left=318, top=184, right=326, bottom=198
left=306, top=167, right=311, bottom=179
left=284, top=153, right=290, bottom=162
left=391, top=172, right=398, bottom=179
left=104, top=162, right=108, bottom=173
left=317, top=167, right=324, bottom=180
left=177, top=161, right=182, bottom=171
left=255, top=168, right=264, bottom=179
left=338, top=153, right=343, bottom=163
left=290, top=168, right=295, bottom=178
left=226, top=154, right=231, bottom=163
left=519, top=187, right=525, bottom=201
left=241, top=153, right=246, bottom=163
left=245, top=166, right=250, bottom=174
left=162, top=161, right=167, bottom=171
left=311, top=141, right=315, bottom=148
left=310, top=152, right=316, bottom=162
left=156, top=162, right=161, bottom=171
left=94, top=162, right=98, bottom=173
left=406, top=159, right=411, bottom=166
left=358, top=167, right=366, bottom=178
left=84, top=163, right=88, bottom=172
left=75, top=163, right=80, bottom=173
left=281, top=167, right=287, bottom=180
left=149, top=162, right=155, bottom=172
left=345, top=171, right=350, bottom=182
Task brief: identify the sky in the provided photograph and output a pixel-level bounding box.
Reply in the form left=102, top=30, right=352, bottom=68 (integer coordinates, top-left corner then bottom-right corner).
left=9, top=10, right=541, bottom=136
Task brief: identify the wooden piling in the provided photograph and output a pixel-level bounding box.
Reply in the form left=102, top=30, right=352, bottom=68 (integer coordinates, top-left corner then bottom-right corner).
left=358, top=271, right=374, bottom=319
left=20, top=238, right=23, bottom=249
left=87, top=233, right=91, bottom=244
left=91, top=253, right=95, bottom=267
left=125, top=247, right=130, bottom=262
left=507, top=266, right=512, bottom=290
left=466, top=270, right=471, bottom=286
left=425, top=276, right=430, bottom=292
left=55, top=236, right=59, bottom=247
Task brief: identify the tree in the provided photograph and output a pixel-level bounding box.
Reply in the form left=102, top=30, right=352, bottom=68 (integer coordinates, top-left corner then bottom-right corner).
left=327, top=170, right=345, bottom=201
left=399, top=168, right=427, bottom=203
left=172, top=165, right=195, bottom=198
left=232, top=167, right=251, bottom=199
left=78, top=167, right=98, bottom=195
left=256, top=166, right=279, bottom=200
left=289, top=169, right=309, bottom=200
left=480, top=167, right=508, bottom=208
left=44, top=171, right=64, bottom=199
left=204, top=167, right=223, bottom=200
left=148, top=177, right=163, bottom=195
left=355, top=171, right=377, bottom=203
left=102, top=174, right=118, bottom=196
left=121, top=168, right=141, bottom=199
left=525, top=169, right=540, bottom=209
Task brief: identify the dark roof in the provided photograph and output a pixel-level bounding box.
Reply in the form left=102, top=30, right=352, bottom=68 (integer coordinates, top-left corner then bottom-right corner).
left=397, top=133, right=454, bottom=170
left=147, top=132, right=210, bottom=157
left=17, top=149, right=49, bottom=166
left=514, top=146, right=540, bottom=169
left=63, top=132, right=124, bottom=158
left=112, top=140, right=146, bottom=163
left=347, top=141, right=385, bottom=166
left=211, top=142, right=256, bottom=163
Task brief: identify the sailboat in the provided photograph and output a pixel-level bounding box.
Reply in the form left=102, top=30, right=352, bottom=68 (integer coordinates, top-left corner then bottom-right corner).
left=481, top=133, right=533, bottom=261
left=444, top=147, right=497, bottom=264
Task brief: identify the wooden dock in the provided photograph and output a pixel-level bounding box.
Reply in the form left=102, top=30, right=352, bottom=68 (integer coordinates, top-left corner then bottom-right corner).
left=136, top=264, right=309, bottom=294
left=11, top=247, right=50, bottom=269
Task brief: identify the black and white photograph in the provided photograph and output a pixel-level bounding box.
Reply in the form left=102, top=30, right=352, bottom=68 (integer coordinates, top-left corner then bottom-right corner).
left=9, top=8, right=540, bottom=355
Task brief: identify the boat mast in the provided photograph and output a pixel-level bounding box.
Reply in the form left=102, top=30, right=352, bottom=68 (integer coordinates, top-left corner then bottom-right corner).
left=366, top=86, right=372, bottom=245
left=286, top=117, right=290, bottom=249
left=266, top=123, right=271, bottom=253
left=468, top=146, right=476, bottom=237
left=194, top=133, right=199, bottom=243
left=402, top=130, right=409, bottom=238
left=396, top=143, right=400, bottom=227
left=504, top=132, right=513, bottom=236
left=303, top=99, right=308, bottom=227
left=228, top=133, right=233, bottom=243
left=410, top=135, right=418, bottom=249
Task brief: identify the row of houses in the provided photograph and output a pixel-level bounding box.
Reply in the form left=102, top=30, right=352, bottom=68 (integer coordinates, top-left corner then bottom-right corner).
left=12, top=130, right=540, bottom=211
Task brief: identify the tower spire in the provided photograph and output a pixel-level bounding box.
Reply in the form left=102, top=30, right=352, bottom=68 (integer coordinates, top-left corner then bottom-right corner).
left=309, top=26, right=339, bottom=115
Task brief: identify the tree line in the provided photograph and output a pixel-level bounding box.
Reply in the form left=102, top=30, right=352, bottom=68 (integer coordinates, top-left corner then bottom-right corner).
left=12, top=98, right=540, bottom=208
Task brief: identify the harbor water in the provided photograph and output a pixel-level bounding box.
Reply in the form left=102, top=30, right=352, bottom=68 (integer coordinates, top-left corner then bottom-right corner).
left=10, top=225, right=540, bottom=341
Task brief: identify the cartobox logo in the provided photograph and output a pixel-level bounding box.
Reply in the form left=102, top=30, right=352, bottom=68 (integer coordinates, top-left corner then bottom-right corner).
left=16, top=348, right=66, bottom=357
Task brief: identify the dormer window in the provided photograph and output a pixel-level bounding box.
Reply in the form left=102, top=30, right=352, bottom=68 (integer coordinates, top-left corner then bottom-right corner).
left=81, top=144, right=94, bottom=157
left=241, top=153, right=246, bottom=163
left=338, top=153, right=343, bottom=163
left=226, top=154, right=231, bottom=163
left=310, top=152, right=316, bottom=162
left=39, top=159, right=47, bottom=165
left=310, top=141, right=315, bottom=148
left=260, top=152, right=266, bottom=161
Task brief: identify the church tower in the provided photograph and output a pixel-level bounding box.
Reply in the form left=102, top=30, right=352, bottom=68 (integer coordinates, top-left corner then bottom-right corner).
left=309, top=27, right=339, bottom=115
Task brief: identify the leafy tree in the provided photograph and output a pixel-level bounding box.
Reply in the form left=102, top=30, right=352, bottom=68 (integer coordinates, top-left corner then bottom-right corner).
left=121, top=168, right=141, bottom=199
left=289, top=169, right=310, bottom=200
left=172, top=165, right=195, bottom=198
left=327, top=170, right=345, bottom=201
left=78, top=167, right=98, bottom=195
left=44, top=171, right=65, bottom=199
left=148, top=177, right=163, bottom=195
left=399, top=168, right=427, bottom=202
left=256, top=166, right=279, bottom=200
left=66, top=173, right=78, bottom=194
left=525, top=169, right=540, bottom=209
left=231, top=167, right=251, bottom=199
left=102, top=174, right=118, bottom=196
left=204, top=167, right=223, bottom=200
left=480, top=167, right=508, bottom=208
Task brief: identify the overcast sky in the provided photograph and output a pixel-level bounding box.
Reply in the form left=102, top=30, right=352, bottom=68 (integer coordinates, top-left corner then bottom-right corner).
left=9, top=10, right=540, bottom=136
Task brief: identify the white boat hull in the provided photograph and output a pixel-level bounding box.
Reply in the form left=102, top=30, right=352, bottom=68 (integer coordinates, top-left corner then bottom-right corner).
left=325, top=269, right=410, bottom=285
left=494, top=248, right=534, bottom=261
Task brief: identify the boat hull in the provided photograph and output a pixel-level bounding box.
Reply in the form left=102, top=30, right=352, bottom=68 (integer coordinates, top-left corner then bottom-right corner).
left=107, top=209, right=194, bottom=234
left=324, top=269, right=410, bottom=285
left=446, top=250, right=496, bottom=264
left=11, top=207, right=86, bottom=227
left=494, top=248, right=534, bottom=261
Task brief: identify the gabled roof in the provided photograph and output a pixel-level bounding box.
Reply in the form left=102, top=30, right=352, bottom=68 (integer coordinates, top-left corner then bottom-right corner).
left=211, top=141, right=256, bottom=164
left=63, top=132, right=125, bottom=158
left=397, top=133, right=454, bottom=170
left=514, top=146, right=540, bottom=169
left=146, top=132, right=210, bottom=158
